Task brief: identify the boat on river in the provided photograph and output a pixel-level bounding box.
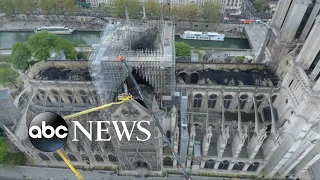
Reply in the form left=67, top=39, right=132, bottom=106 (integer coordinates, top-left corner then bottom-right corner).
left=180, top=31, right=225, bottom=41
left=34, top=26, right=75, bottom=34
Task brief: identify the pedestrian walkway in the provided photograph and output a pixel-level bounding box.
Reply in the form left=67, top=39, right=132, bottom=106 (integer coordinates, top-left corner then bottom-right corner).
left=0, top=165, right=252, bottom=180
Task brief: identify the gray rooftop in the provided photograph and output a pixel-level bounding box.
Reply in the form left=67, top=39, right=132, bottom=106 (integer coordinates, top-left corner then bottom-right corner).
left=0, top=89, right=9, bottom=100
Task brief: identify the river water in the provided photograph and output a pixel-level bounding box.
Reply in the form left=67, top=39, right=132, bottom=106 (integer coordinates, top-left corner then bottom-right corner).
left=0, top=31, right=251, bottom=49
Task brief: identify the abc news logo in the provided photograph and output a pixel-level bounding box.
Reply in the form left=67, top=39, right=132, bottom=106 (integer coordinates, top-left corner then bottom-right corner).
left=28, top=112, right=151, bottom=152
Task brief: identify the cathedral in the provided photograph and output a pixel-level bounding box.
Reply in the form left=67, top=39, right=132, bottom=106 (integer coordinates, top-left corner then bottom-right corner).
left=2, top=0, right=320, bottom=179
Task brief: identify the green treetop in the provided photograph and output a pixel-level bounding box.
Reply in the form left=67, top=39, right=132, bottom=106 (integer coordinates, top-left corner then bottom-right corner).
left=11, top=42, right=31, bottom=71
left=0, top=67, right=19, bottom=88
left=28, top=32, right=76, bottom=60
left=175, top=42, right=191, bottom=57
left=199, top=2, right=221, bottom=23
left=0, top=137, right=8, bottom=163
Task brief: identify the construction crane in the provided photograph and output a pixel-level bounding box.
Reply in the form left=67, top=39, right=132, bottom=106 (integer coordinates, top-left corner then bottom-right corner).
left=117, top=55, right=192, bottom=180
left=56, top=95, right=133, bottom=180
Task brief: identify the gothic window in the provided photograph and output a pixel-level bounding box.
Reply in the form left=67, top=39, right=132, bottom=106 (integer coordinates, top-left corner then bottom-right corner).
left=108, top=154, right=118, bottom=163
left=204, top=159, right=215, bottom=169
left=81, top=96, right=87, bottom=103
left=65, top=90, right=73, bottom=96
left=218, top=160, right=230, bottom=170
left=53, top=96, right=59, bottom=102
left=94, top=154, right=104, bottom=162
left=239, top=94, right=248, bottom=109
left=46, top=97, right=52, bottom=103
left=179, top=72, right=187, bottom=83
left=163, top=157, right=173, bottom=166
left=193, top=94, right=202, bottom=108
left=208, top=94, right=217, bottom=108
left=67, top=154, right=78, bottom=161
left=256, top=95, right=264, bottom=109
left=38, top=153, right=50, bottom=161
left=79, top=90, right=87, bottom=96
left=81, top=154, right=90, bottom=162
left=134, top=161, right=148, bottom=169
left=224, top=95, right=232, bottom=109
left=51, top=89, right=59, bottom=95
left=247, top=162, right=260, bottom=172
left=194, top=123, right=201, bottom=129
left=68, top=96, right=73, bottom=103
left=53, top=153, right=63, bottom=162
left=232, top=162, right=245, bottom=171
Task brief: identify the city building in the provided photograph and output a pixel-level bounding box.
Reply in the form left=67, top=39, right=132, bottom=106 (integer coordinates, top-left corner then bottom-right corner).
left=3, top=2, right=320, bottom=179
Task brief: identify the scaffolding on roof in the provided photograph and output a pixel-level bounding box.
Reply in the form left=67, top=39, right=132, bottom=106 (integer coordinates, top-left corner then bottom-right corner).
left=89, top=20, right=176, bottom=104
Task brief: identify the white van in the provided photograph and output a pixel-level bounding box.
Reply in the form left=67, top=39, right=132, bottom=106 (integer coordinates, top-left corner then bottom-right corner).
left=256, top=20, right=262, bottom=24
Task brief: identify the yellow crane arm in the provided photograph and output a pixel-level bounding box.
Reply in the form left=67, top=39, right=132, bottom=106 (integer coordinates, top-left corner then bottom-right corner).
left=57, top=149, right=84, bottom=180
left=56, top=95, right=133, bottom=180
left=64, top=95, right=133, bottom=120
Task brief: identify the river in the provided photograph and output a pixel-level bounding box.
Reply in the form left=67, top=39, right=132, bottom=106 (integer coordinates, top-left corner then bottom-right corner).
left=0, top=31, right=251, bottom=49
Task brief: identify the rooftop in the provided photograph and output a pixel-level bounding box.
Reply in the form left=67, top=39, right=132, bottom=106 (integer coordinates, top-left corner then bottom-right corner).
left=176, top=63, right=279, bottom=87
left=0, top=89, right=9, bottom=100
left=34, top=67, right=91, bottom=81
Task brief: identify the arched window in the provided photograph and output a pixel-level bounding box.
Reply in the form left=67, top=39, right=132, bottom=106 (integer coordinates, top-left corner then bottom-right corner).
left=193, top=94, right=202, bottom=108
left=204, top=159, right=215, bottom=169
left=163, top=157, right=173, bottom=166
left=218, top=160, right=230, bottom=170
left=67, top=154, right=78, bottom=161
left=208, top=94, right=217, bottom=108
left=94, top=154, right=104, bottom=162
left=53, top=153, right=63, bottom=161
left=224, top=95, right=233, bottom=109
left=108, top=154, right=118, bottom=163
left=232, top=162, right=245, bottom=171
left=134, top=160, right=148, bottom=169
left=81, top=96, right=87, bottom=103
left=179, top=72, right=187, bottom=83
left=81, top=154, right=90, bottom=164
left=255, top=95, right=264, bottom=109
left=38, top=153, right=50, bottom=161
left=46, top=97, right=52, bottom=103
left=239, top=94, right=248, bottom=109
left=194, top=123, right=202, bottom=129
left=247, top=162, right=260, bottom=172
left=51, top=89, right=59, bottom=96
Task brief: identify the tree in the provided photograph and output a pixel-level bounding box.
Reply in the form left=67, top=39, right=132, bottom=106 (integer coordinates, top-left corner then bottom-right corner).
left=0, top=67, right=19, bottom=88
left=28, top=32, right=76, bottom=60
left=199, top=2, right=221, bottom=23
left=13, top=0, right=34, bottom=15
left=0, top=137, right=8, bottom=163
left=54, top=38, right=77, bottom=59
left=0, top=0, right=16, bottom=15
left=145, top=0, right=161, bottom=18
left=100, top=4, right=113, bottom=17
left=178, top=4, right=198, bottom=21
left=39, top=0, right=54, bottom=15
left=3, top=152, right=27, bottom=166
left=11, top=42, right=31, bottom=71
left=57, top=0, right=76, bottom=15
left=175, top=42, right=191, bottom=57
left=113, top=0, right=140, bottom=18
left=235, top=56, right=245, bottom=63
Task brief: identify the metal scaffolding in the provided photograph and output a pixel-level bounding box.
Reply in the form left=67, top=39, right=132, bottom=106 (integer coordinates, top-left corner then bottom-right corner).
left=89, top=20, right=176, bottom=104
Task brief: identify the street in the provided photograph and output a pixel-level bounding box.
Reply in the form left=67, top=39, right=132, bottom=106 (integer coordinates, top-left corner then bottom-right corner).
left=0, top=166, right=250, bottom=180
